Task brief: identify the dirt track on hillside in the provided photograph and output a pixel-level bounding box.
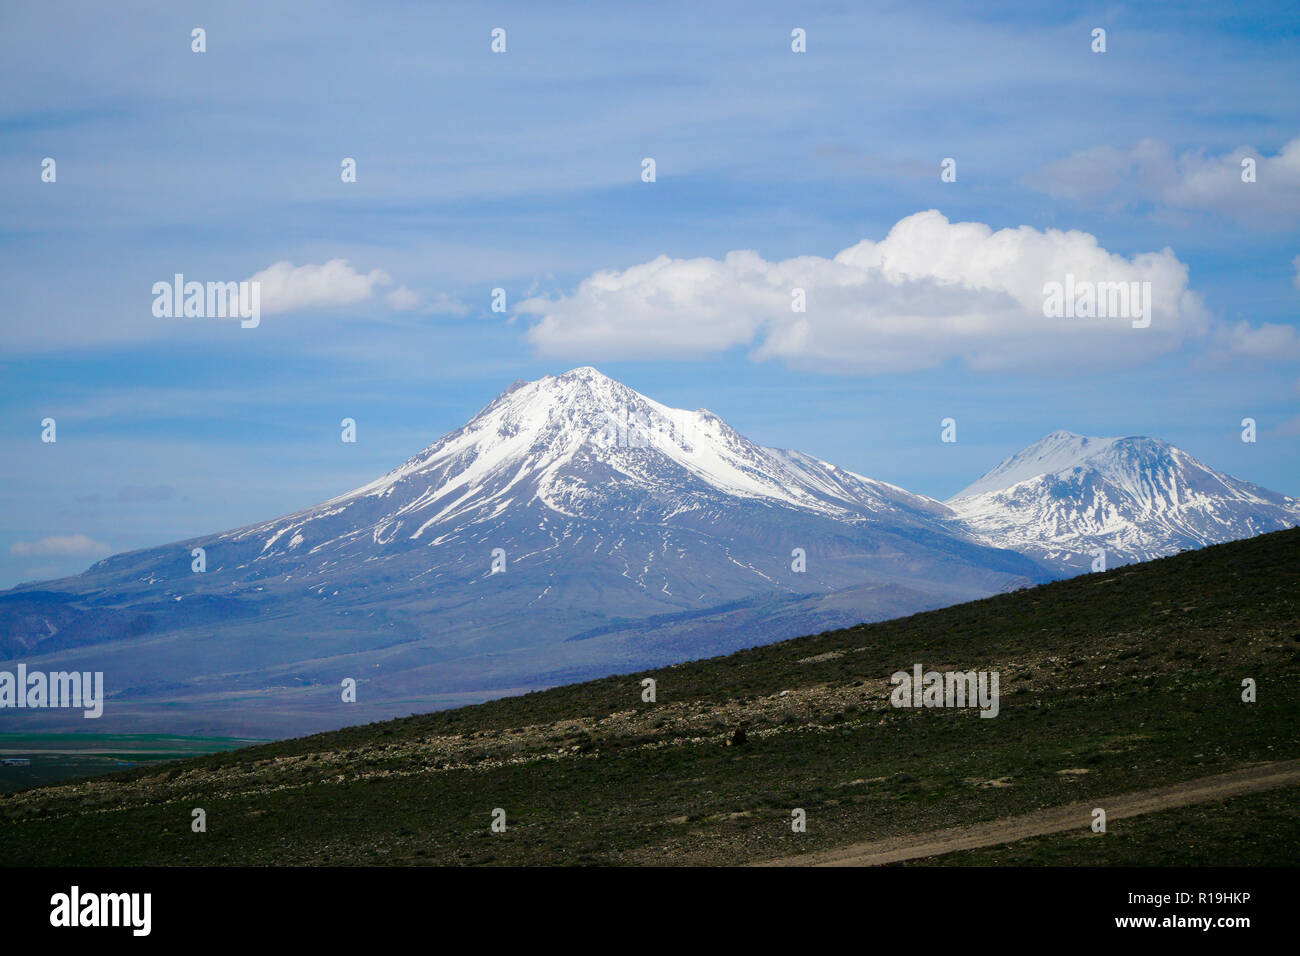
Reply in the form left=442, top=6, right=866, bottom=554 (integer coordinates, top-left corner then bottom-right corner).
left=755, top=759, right=1300, bottom=867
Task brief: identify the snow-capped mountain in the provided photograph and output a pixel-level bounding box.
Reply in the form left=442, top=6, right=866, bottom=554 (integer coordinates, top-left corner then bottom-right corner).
left=0, top=368, right=1043, bottom=736
left=948, top=430, right=1300, bottom=571
left=4, top=373, right=1294, bottom=737
left=78, top=366, right=1036, bottom=609
left=239, top=365, right=966, bottom=568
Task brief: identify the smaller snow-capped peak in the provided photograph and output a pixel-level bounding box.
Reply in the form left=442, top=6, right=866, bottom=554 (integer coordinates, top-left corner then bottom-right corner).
left=948, top=430, right=1300, bottom=569
left=950, top=430, right=1255, bottom=507
left=950, top=430, right=1124, bottom=500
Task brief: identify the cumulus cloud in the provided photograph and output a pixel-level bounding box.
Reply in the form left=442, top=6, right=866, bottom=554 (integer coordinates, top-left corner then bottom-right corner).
left=248, top=259, right=393, bottom=315
left=1029, top=136, right=1300, bottom=225
left=10, top=534, right=113, bottom=558
left=518, top=210, right=1214, bottom=374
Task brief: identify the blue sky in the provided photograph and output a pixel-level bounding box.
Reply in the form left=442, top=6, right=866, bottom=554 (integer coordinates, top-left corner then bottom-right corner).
left=1, top=0, right=1297, bottom=587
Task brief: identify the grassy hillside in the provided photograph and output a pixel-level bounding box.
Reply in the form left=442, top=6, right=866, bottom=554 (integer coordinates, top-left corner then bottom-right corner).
left=2, top=528, right=1297, bottom=866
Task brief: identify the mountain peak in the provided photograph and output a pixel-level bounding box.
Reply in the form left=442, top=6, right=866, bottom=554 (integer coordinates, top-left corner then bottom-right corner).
left=511, top=366, right=639, bottom=409
left=529, top=366, right=623, bottom=395
left=555, top=365, right=608, bottom=380
left=316, top=366, right=961, bottom=539
left=9, top=371, right=1296, bottom=737
left=952, top=430, right=1203, bottom=502
left=949, top=429, right=1298, bottom=569
left=952, top=431, right=1120, bottom=500
left=464, top=367, right=638, bottom=430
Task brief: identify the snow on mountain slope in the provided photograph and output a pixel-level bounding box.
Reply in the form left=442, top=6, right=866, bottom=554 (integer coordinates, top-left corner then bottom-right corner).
left=948, top=430, right=1300, bottom=570
left=54, top=367, right=1040, bottom=620
left=207, top=366, right=965, bottom=574
left=0, top=368, right=1044, bottom=736
left=8, top=371, right=1296, bottom=737
left=310, top=367, right=948, bottom=531
left=954, top=431, right=1123, bottom=499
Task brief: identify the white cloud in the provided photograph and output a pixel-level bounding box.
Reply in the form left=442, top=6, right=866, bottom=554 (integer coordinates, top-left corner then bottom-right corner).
left=386, top=285, right=421, bottom=311
left=519, top=210, right=1214, bottom=374
left=248, top=259, right=392, bottom=314
left=1030, top=136, right=1300, bottom=225
left=1213, top=320, right=1300, bottom=361
left=10, top=534, right=113, bottom=558
left=385, top=287, right=468, bottom=316
left=424, top=292, right=470, bottom=317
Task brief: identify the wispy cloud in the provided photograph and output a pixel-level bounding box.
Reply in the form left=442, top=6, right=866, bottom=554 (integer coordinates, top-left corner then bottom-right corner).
left=1027, top=136, right=1300, bottom=226
left=1213, top=320, right=1300, bottom=361
left=385, top=286, right=468, bottom=316
left=10, top=534, right=112, bottom=558
left=77, top=485, right=176, bottom=505
left=386, top=286, right=421, bottom=311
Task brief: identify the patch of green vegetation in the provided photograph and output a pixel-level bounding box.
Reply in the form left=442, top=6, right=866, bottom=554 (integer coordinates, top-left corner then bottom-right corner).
left=0, top=734, right=260, bottom=793
left=1, top=528, right=1297, bottom=866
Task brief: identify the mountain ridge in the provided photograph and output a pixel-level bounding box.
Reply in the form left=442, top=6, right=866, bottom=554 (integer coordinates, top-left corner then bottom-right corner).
left=2, top=367, right=1295, bottom=736
left=949, top=428, right=1299, bottom=570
